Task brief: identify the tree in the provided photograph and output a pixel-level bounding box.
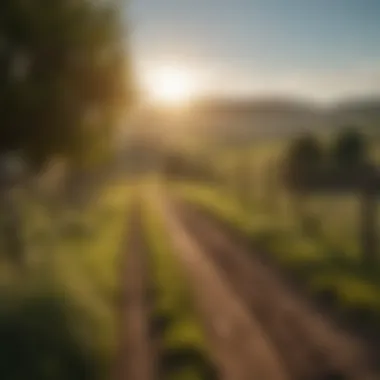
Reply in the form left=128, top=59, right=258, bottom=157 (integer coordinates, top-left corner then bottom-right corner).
left=0, top=0, right=133, bottom=265
left=283, top=134, right=323, bottom=190
left=282, top=130, right=379, bottom=264
left=332, top=128, right=367, bottom=169
left=282, top=135, right=324, bottom=236
left=0, top=0, right=132, bottom=169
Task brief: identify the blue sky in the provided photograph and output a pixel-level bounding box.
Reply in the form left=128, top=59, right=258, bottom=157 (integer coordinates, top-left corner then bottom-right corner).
left=130, top=0, right=380, bottom=101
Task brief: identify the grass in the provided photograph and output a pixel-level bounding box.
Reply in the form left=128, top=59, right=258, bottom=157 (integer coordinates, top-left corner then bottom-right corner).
left=174, top=180, right=380, bottom=328
left=141, top=189, right=215, bottom=380
left=0, top=178, right=133, bottom=380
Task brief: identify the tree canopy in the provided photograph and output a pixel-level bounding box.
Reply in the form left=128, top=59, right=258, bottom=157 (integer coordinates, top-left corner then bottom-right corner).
left=0, top=0, right=132, bottom=169
left=331, top=128, right=367, bottom=169
left=283, top=134, right=323, bottom=189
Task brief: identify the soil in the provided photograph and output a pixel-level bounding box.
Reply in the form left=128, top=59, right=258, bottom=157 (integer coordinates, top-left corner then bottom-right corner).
left=115, top=204, right=156, bottom=380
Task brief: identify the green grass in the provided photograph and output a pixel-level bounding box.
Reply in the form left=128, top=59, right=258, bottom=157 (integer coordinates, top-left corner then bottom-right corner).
left=174, top=182, right=249, bottom=230
left=142, top=190, right=215, bottom=380
left=174, top=181, right=380, bottom=326
left=0, top=179, right=133, bottom=380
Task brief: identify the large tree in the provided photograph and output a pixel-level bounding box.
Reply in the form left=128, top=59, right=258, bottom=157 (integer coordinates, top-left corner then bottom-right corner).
left=0, top=0, right=132, bottom=169
left=0, top=0, right=133, bottom=265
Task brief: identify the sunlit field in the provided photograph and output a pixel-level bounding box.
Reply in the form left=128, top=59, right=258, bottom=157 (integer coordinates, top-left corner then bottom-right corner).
left=171, top=134, right=380, bottom=330
left=0, top=179, right=133, bottom=379
left=2, top=0, right=380, bottom=379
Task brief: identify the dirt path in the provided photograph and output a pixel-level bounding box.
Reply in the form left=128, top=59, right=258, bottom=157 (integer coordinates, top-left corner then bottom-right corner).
left=162, top=200, right=289, bottom=380
left=163, top=199, right=379, bottom=380
left=115, top=204, right=156, bottom=380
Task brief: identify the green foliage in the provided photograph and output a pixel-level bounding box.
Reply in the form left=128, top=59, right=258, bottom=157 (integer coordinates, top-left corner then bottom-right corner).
left=283, top=134, right=323, bottom=189
left=288, top=135, right=323, bottom=168
left=175, top=182, right=380, bottom=329
left=0, top=0, right=132, bottom=168
left=0, top=180, right=132, bottom=379
left=331, top=128, right=367, bottom=169
left=0, top=289, right=106, bottom=380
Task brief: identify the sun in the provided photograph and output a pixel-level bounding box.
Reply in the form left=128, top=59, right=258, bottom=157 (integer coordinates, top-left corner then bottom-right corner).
left=147, top=65, right=195, bottom=106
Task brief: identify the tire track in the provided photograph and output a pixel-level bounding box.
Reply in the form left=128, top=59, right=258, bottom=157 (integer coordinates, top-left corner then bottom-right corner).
left=115, top=204, right=156, bottom=380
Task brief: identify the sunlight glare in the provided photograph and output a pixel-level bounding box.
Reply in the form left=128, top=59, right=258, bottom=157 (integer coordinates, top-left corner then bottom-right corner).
left=147, top=65, right=196, bottom=106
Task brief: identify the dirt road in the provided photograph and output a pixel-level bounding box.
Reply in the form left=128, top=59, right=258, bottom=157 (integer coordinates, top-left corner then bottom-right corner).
left=163, top=199, right=379, bottom=380
left=115, top=205, right=156, bottom=380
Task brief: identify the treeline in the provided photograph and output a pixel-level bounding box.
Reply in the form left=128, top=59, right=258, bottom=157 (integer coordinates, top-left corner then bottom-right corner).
left=164, top=127, right=380, bottom=264
left=284, top=128, right=370, bottom=190
left=283, top=128, right=378, bottom=265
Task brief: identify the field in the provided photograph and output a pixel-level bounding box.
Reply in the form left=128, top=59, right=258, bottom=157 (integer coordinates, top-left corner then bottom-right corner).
left=172, top=132, right=380, bottom=333
left=4, top=1, right=380, bottom=378
left=0, top=178, right=133, bottom=380
left=2, top=134, right=380, bottom=380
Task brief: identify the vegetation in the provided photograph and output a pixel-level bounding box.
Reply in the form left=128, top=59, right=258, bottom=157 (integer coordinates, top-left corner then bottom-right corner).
left=142, top=190, right=215, bottom=380
left=284, top=134, right=324, bottom=189
left=332, top=128, right=368, bottom=169
left=162, top=148, right=220, bottom=184
left=0, top=0, right=133, bottom=268
left=0, top=1, right=134, bottom=376
left=0, top=179, right=132, bottom=380
left=0, top=0, right=131, bottom=168
left=173, top=127, right=380, bottom=332
left=283, top=129, right=379, bottom=263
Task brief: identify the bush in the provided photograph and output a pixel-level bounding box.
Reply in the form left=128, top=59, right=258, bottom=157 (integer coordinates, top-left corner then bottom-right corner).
left=0, top=289, right=106, bottom=380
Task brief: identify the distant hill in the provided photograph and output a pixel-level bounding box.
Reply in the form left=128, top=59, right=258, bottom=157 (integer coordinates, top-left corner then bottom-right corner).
left=192, top=97, right=322, bottom=142
left=125, top=96, right=380, bottom=147
left=190, top=96, right=380, bottom=143
left=329, top=97, right=380, bottom=128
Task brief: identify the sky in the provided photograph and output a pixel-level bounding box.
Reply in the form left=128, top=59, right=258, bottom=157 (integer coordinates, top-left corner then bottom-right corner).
left=129, top=0, right=380, bottom=102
